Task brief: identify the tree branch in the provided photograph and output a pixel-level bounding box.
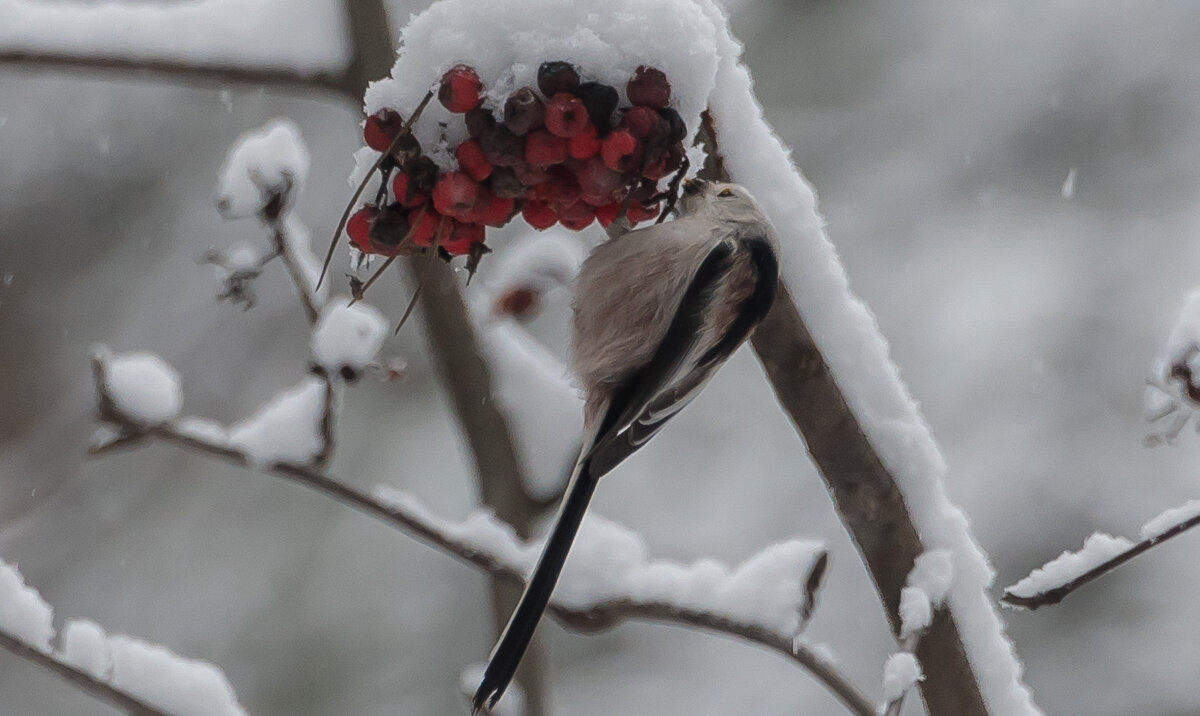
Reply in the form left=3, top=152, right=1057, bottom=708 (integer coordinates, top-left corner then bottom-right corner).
left=0, top=51, right=353, bottom=98
left=695, top=112, right=990, bottom=715
left=0, top=630, right=170, bottom=716
left=1002, top=511, right=1200, bottom=610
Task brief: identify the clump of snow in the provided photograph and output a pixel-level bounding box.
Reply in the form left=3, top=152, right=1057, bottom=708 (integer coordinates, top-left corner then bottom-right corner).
left=0, top=559, right=54, bottom=652
left=61, top=619, right=112, bottom=680
left=1140, top=499, right=1200, bottom=540
left=374, top=486, right=824, bottom=636
left=363, top=0, right=721, bottom=172
left=882, top=652, right=924, bottom=703
left=311, top=296, right=388, bottom=372
left=1005, top=533, right=1134, bottom=599
left=898, top=587, right=933, bottom=641
left=108, top=634, right=247, bottom=716
left=215, top=118, right=310, bottom=219
left=175, top=417, right=230, bottom=446
left=228, top=376, right=327, bottom=466
left=460, top=663, right=526, bottom=716
left=907, top=549, right=955, bottom=606
left=98, top=348, right=183, bottom=426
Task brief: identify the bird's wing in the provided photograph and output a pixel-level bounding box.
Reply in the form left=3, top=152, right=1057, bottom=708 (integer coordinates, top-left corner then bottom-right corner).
left=585, top=238, right=735, bottom=477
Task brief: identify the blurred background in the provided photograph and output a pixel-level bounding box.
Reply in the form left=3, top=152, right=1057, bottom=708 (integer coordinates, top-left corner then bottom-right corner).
left=4, top=0, right=1200, bottom=714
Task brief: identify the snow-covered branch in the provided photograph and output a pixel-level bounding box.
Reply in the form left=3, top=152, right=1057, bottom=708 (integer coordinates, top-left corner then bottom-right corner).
left=0, top=560, right=247, bottom=716
left=1002, top=501, right=1200, bottom=610
left=86, top=350, right=871, bottom=715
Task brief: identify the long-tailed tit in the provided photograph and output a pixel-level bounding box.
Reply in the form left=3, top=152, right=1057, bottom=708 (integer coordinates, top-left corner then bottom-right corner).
left=473, top=179, right=780, bottom=712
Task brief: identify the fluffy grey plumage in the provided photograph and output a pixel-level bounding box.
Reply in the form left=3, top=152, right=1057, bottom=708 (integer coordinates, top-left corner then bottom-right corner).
left=473, top=180, right=780, bottom=714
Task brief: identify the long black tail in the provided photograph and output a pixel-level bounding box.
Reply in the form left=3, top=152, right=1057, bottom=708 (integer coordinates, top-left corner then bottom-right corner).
left=472, top=460, right=599, bottom=713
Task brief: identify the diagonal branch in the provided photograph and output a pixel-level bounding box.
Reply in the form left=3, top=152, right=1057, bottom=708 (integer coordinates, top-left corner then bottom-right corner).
left=0, top=630, right=170, bottom=716
left=695, top=113, right=990, bottom=715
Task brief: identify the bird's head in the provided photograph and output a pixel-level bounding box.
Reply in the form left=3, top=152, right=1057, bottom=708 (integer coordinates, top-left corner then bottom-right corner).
left=678, top=179, right=764, bottom=222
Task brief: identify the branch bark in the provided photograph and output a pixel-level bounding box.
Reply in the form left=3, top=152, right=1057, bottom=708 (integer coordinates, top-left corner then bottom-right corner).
left=0, top=631, right=170, bottom=716
left=695, top=114, right=990, bottom=715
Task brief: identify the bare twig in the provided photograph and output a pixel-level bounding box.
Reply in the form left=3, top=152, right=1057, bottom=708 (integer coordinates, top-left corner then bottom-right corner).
left=0, top=630, right=170, bottom=716
left=695, top=112, right=988, bottom=715
left=267, top=218, right=321, bottom=325
left=1002, top=512, right=1200, bottom=610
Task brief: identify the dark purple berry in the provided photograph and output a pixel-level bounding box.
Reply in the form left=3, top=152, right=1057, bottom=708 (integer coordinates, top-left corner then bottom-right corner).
left=537, top=61, right=580, bottom=98
left=575, top=81, right=619, bottom=135
left=504, top=87, right=545, bottom=136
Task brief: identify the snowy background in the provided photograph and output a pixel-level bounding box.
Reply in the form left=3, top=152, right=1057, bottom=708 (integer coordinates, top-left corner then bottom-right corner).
left=4, top=0, right=1200, bottom=714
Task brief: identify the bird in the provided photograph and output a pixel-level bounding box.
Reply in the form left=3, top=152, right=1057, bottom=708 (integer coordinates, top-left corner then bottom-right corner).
left=473, top=179, right=780, bottom=713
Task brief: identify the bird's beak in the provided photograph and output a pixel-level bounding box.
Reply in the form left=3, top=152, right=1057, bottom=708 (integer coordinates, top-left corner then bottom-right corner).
left=682, top=178, right=704, bottom=195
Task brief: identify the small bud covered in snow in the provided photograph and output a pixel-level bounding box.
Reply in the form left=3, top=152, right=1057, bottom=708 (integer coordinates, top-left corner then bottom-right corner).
left=310, top=297, right=388, bottom=375
left=97, top=348, right=184, bottom=426
left=882, top=652, right=924, bottom=703
left=214, top=119, right=310, bottom=219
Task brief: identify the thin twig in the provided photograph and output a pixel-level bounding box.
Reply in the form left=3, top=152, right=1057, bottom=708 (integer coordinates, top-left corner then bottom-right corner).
left=267, top=218, right=321, bottom=324
left=1002, top=512, right=1200, bottom=610
left=0, top=630, right=170, bottom=716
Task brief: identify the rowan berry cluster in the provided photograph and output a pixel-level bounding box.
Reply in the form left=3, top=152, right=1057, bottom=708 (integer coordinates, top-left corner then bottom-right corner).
left=348, top=61, right=685, bottom=262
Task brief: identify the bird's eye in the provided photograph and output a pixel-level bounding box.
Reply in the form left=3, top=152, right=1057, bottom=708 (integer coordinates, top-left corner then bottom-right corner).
left=718, top=188, right=734, bottom=198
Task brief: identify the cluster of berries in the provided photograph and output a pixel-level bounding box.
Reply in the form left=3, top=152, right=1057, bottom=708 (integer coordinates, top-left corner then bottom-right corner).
left=347, top=61, right=685, bottom=263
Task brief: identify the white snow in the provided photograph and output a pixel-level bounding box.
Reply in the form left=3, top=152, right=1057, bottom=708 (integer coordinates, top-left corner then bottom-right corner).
left=228, top=376, right=327, bottom=466
left=2, top=563, right=247, bottom=715
left=898, top=587, right=933, bottom=641
left=882, top=652, right=924, bottom=703
left=1004, top=533, right=1134, bottom=600
left=1140, top=499, right=1200, bottom=540
left=460, top=664, right=526, bottom=716
left=61, top=619, right=112, bottom=680
left=0, top=559, right=54, bottom=653
left=0, top=0, right=345, bottom=78
left=107, top=634, right=247, bottom=716
left=98, top=348, right=184, bottom=426
left=215, top=118, right=310, bottom=219
left=906, top=549, right=955, bottom=607
left=694, top=1, right=1043, bottom=711
left=174, top=417, right=230, bottom=446
left=1060, top=168, right=1077, bottom=199
left=310, top=296, right=388, bottom=372
left=364, top=0, right=721, bottom=172
left=372, top=486, right=823, bottom=636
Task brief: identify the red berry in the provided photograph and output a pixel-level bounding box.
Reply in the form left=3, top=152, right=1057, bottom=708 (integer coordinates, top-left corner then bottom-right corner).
left=456, top=139, right=493, bottom=181
left=576, top=82, right=619, bottom=134
left=465, top=107, right=496, bottom=138
left=513, top=160, right=548, bottom=187
left=480, top=125, right=525, bottom=167
left=432, top=172, right=479, bottom=218
left=363, top=109, right=404, bottom=152
left=558, top=201, right=595, bottom=230
left=642, top=143, right=685, bottom=181
left=442, top=220, right=485, bottom=256
left=463, top=189, right=516, bottom=227
left=537, top=61, right=581, bottom=98
left=493, top=286, right=539, bottom=319
left=626, top=201, right=660, bottom=225
left=573, top=156, right=624, bottom=199
left=600, top=129, right=640, bottom=172
left=368, top=203, right=414, bottom=255
left=568, top=124, right=601, bottom=160
left=488, top=167, right=524, bottom=199
left=542, top=165, right=581, bottom=205
left=522, top=200, right=558, bottom=230
left=391, top=173, right=428, bottom=208
left=503, top=87, right=545, bottom=136
left=346, top=206, right=378, bottom=251
left=594, top=202, right=622, bottom=227
left=544, top=93, right=591, bottom=138
left=626, top=66, right=671, bottom=108
left=410, top=210, right=444, bottom=247
left=620, top=106, right=662, bottom=140
left=525, top=129, right=569, bottom=167
left=438, top=65, right=483, bottom=113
